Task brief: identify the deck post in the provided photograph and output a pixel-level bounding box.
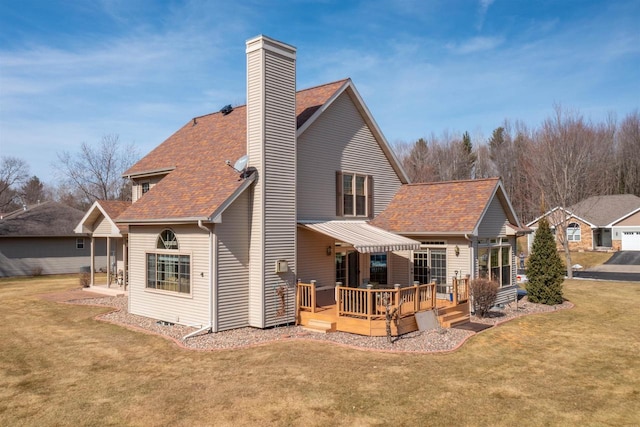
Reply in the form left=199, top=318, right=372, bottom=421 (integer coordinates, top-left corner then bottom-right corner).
left=295, top=279, right=300, bottom=325
left=414, top=284, right=419, bottom=312
left=367, top=289, right=372, bottom=320
left=452, top=277, right=458, bottom=305
left=310, top=281, right=316, bottom=314
left=431, top=281, right=436, bottom=309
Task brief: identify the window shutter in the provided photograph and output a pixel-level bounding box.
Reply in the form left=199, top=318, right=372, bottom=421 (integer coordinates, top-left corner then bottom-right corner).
left=367, top=175, right=374, bottom=218
left=336, top=171, right=343, bottom=216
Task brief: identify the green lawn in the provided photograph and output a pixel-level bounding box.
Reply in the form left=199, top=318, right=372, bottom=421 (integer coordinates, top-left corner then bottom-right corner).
left=1, top=275, right=638, bottom=426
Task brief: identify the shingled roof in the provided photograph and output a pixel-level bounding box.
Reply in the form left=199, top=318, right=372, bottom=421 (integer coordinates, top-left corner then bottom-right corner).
left=567, top=194, right=640, bottom=227
left=118, top=80, right=348, bottom=223
left=371, top=178, right=514, bottom=235
left=0, top=202, right=85, bottom=237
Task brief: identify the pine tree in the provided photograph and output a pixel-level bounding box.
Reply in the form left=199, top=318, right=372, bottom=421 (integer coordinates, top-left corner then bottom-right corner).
left=526, top=218, right=564, bottom=304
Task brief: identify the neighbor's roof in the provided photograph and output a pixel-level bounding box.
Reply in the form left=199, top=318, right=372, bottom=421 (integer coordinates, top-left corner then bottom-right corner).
left=118, top=80, right=349, bottom=223
left=0, top=202, right=85, bottom=237
left=568, top=194, right=640, bottom=227
left=371, top=177, right=519, bottom=235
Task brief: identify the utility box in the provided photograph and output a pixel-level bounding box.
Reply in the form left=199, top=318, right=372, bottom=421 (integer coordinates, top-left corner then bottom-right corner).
left=275, top=260, right=288, bottom=273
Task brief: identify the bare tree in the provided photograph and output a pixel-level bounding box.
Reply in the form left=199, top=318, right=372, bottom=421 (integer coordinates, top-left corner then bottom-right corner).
left=532, top=105, right=605, bottom=277
left=615, top=111, right=640, bottom=196
left=56, top=134, right=139, bottom=209
left=0, top=156, right=29, bottom=211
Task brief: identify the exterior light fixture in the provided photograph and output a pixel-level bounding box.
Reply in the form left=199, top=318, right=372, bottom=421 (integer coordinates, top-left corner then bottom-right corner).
left=455, top=245, right=460, bottom=256
left=326, top=246, right=332, bottom=256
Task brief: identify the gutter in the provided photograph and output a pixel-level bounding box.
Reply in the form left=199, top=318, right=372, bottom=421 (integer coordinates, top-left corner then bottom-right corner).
left=183, top=220, right=215, bottom=339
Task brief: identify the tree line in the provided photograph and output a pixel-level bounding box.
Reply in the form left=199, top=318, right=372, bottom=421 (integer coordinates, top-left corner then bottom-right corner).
left=395, top=106, right=640, bottom=225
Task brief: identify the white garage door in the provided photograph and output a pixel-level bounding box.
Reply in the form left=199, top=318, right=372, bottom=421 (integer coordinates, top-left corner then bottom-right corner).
left=621, top=231, right=640, bottom=251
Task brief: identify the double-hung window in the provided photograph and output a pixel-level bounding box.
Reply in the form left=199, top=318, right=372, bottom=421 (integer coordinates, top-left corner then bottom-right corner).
left=567, top=222, right=581, bottom=241
left=337, top=172, right=373, bottom=217
left=146, top=229, right=191, bottom=294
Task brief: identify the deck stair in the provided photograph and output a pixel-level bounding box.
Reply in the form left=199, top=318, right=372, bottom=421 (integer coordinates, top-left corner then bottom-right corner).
left=437, top=304, right=470, bottom=328
left=302, top=319, right=336, bottom=334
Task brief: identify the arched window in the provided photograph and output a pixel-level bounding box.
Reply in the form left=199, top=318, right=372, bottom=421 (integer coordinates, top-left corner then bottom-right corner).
left=157, top=229, right=179, bottom=249
left=567, top=223, right=581, bottom=242
left=147, top=229, right=190, bottom=294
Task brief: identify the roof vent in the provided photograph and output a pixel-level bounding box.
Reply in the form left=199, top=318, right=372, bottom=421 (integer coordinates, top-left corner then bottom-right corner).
left=220, top=104, right=233, bottom=115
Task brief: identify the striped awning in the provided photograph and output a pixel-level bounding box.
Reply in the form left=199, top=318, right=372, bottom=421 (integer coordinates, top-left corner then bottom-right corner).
left=301, top=220, right=421, bottom=253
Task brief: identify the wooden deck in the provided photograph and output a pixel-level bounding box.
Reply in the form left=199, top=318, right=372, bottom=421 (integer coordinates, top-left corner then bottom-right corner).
left=296, top=278, right=470, bottom=336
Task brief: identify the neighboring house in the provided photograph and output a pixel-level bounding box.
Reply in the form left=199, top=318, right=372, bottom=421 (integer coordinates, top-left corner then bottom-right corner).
left=0, top=202, right=106, bottom=277
left=77, top=35, right=526, bottom=335
left=527, top=194, right=640, bottom=252
left=371, top=178, right=527, bottom=306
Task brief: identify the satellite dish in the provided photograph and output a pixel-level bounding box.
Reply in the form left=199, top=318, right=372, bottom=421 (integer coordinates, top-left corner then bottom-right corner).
left=233, top=154, right=249, bottom=173
left=226, top=154, right=250, bottom=179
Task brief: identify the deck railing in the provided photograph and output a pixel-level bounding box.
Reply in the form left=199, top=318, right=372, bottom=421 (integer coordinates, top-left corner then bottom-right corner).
left=336, top=283, right=436, bottom=320
left=296, top=281, right=317, bottom=314
left=452, top=276, right=470, bottom=304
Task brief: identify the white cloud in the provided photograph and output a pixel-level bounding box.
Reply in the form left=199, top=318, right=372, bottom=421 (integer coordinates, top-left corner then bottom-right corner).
left=477, top=0, right=495, bottom=31
left=446, top=36, right=504, bottom=54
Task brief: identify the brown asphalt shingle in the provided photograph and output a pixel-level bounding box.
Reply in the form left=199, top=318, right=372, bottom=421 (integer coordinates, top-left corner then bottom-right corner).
left=370, top=178, right=501, bottom=234
left=118, top=80, right=348, bottom=222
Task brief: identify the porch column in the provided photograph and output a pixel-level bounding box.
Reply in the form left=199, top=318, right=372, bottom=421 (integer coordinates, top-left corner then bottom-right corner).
left=106, top=237, right=111, bottom=287
left=122, top=237, right=127, bottom=289
left=90, top=237, right=95, bottom=286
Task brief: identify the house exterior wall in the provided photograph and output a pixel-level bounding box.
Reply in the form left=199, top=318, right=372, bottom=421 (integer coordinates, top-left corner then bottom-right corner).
left=93, top=215, right=115, bottom=236
left=216, top=190, right=251, bottom=331
left=246, top=36, right=297, bottom=328
left=128, top=224, right=210, bottom=327
left=529, top=216, right=595, bottom=251
left=612, top=225, right=640, bottom=251
left=477, top=196, right=508, bottom=238
left=297, top=226, right=335, bottom=287
left=614, top=210, right=640, bottom=226
left=399, top=236, right=472, bottom=287
left=389, top=251, right=410, bottom=285
left=0, top=237, right=107, bottom=277
left=296, top=91, right=403, bottom=221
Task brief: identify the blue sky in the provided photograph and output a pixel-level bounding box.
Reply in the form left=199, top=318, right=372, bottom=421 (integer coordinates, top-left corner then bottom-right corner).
left=1, top=0, right=638, bottom=183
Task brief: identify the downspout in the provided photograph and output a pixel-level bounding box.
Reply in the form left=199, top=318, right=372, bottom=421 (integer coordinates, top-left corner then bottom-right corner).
left=464, top=233, right=474, bottom=278
left=183, top=220, right=214, bottom=339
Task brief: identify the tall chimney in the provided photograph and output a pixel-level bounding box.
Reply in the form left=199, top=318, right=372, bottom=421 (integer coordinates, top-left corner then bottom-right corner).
left=246, top=35, right=297, bottom=328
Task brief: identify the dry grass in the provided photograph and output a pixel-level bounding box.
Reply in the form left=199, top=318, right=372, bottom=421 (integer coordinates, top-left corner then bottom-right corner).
left=1, top=275, right=639, bottom=426
left=564, top=251, right=614, bottom=269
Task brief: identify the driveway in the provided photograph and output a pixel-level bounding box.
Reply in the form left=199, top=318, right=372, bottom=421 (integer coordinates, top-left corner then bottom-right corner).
left=574, top=251, right=640, bottom=281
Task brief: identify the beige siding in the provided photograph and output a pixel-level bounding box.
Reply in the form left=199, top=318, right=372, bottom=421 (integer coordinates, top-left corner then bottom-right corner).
left=246, top=37, right=298, bottom=328
left=615, top=210, right=640, bottom=226
left=92, top=215, right=114, bottom=236
left=404, top=236, right=472, bottom=286
left=297, top=91, right=403, bottom=220
left=128, top=224, right=210, bottom=327
left=477, top=196, right=508, bottom=238
left=389, top=251, right=410, bottom=285
left=246, top=47, right=265, bottom=327
left=216, top=191, right=250, bottom=331
left=445, top=237, right=472, bottom=284
left=297, top=227, right=335, bottom=286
